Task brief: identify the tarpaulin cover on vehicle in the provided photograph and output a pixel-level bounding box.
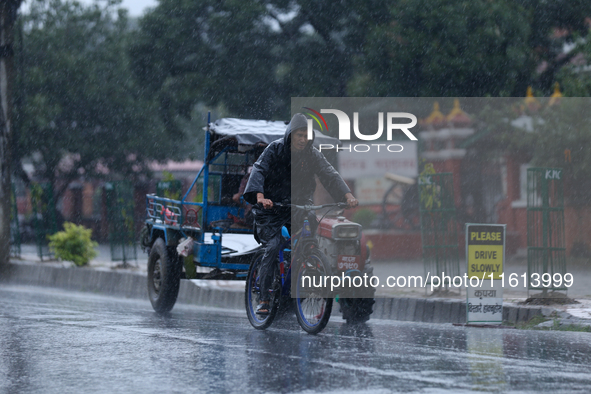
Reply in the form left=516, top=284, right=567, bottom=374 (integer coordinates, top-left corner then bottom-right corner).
left=208, top=118, right=340, bottom=149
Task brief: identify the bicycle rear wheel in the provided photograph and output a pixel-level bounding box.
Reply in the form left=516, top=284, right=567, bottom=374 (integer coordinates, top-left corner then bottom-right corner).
left=295, top=248, right=333, bottom=334
left=245, top=251, right=278, bottom=330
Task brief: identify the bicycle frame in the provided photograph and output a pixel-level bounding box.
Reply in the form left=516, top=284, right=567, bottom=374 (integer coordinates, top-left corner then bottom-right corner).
left=272, top=202, right=345, bottom=298
left=275, top=234, right=314, bottom=297
left=277, top=237, right=292, bottom=296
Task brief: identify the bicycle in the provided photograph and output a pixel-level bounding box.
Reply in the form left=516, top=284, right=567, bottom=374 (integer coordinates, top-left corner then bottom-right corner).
left=245, top=202, right=348, bottom=334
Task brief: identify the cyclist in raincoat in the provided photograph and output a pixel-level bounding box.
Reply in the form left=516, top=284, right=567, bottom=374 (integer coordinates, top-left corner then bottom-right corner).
left=243, top=113, right=358, bottom=315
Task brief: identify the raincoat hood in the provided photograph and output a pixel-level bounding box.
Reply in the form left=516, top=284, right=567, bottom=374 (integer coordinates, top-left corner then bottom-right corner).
left=284, top=113, right=314, bottom=153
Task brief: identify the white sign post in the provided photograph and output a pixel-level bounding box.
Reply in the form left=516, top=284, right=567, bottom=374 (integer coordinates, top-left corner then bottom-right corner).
left=466, top=224, right=506, bottom=325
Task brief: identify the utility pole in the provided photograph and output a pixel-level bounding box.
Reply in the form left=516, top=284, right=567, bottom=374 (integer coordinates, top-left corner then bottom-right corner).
left=0, top=0, right=22, bottom=273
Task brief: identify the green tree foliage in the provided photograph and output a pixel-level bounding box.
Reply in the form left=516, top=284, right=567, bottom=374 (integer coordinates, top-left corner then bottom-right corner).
left=267, top=0, right=390, bottom=102
left=528, top=100, right=591, bottom=205
left=129, top=0, right=279, bottom=119
left=12, top=0, right=591, bottom=196
left=556, top=36, right=591, bottom=97
left=522, top=0, right=591, bottom=92
left=130, top=0, right=591, bottom=124
left=129, top=0, right=392, bottom=120
left=360, top=0, right=532, bottom=97
left=14, top=0, right=182, bottom=196
left=48, top=222, right=98, bottom=266
left=359, top=0, right=591, bottom=97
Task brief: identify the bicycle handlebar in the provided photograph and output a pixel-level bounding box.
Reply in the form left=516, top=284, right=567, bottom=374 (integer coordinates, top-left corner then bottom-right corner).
left=256, top=202, right=349, bottom=210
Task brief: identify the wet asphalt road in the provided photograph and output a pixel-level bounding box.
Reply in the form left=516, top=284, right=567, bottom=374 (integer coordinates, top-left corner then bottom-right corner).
left=1, top=285, right=591, bottom=393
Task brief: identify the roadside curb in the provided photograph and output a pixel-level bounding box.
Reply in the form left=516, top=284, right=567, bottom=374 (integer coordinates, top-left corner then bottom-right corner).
left=3, top=263, right=147, bottom=299
left=2, top=262, right=245, bottom=310
left=370, top=298, right=543, bottom=324
left=2, top=262, right=552, bottom=324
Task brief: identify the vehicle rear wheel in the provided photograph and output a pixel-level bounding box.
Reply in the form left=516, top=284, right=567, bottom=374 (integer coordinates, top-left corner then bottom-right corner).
left=147, top=238, right=181, bottom=313
left=245, top=251, right=278, bottom=330
left=339, top=298, right=375, bottom=324
left=295, top=248, right=333, bottom=334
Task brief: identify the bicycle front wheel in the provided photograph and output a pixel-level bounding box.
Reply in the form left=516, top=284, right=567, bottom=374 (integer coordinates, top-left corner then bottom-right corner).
left=294, top=248, right=333, bottom=334
left=245, top=251, right=278, bottom=330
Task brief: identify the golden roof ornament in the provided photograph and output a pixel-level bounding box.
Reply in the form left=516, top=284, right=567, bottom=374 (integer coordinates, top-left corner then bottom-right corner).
left=524, top=86, right=540, bottom=112
left=446, top=99, right=471, bottom=127
left=548, top=82, right=563, bottom=106
left=421, top=101, right=446, bottom=129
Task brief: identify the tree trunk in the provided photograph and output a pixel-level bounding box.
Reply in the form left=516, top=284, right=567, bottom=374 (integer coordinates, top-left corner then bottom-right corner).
left=0, top=0, right=21, bottom=272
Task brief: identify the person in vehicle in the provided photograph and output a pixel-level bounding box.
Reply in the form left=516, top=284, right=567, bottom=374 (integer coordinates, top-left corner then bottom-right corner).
left=242, top=113, right=358, bottom=315
left=228, top=166, right=254, bottom=228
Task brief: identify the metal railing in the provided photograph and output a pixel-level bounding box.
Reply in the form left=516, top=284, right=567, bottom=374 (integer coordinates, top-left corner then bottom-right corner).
left=146, top=195, right=183, bottom=226
left=419, top=172, right=460, bottom=290
left=527, top=167, right=566, bottom=294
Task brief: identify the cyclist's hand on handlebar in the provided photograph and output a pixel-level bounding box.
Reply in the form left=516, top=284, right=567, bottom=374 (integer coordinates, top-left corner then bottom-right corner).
left=345, top=193, right=358, bottom=208
left=257, top=198, right=274, bottom=209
